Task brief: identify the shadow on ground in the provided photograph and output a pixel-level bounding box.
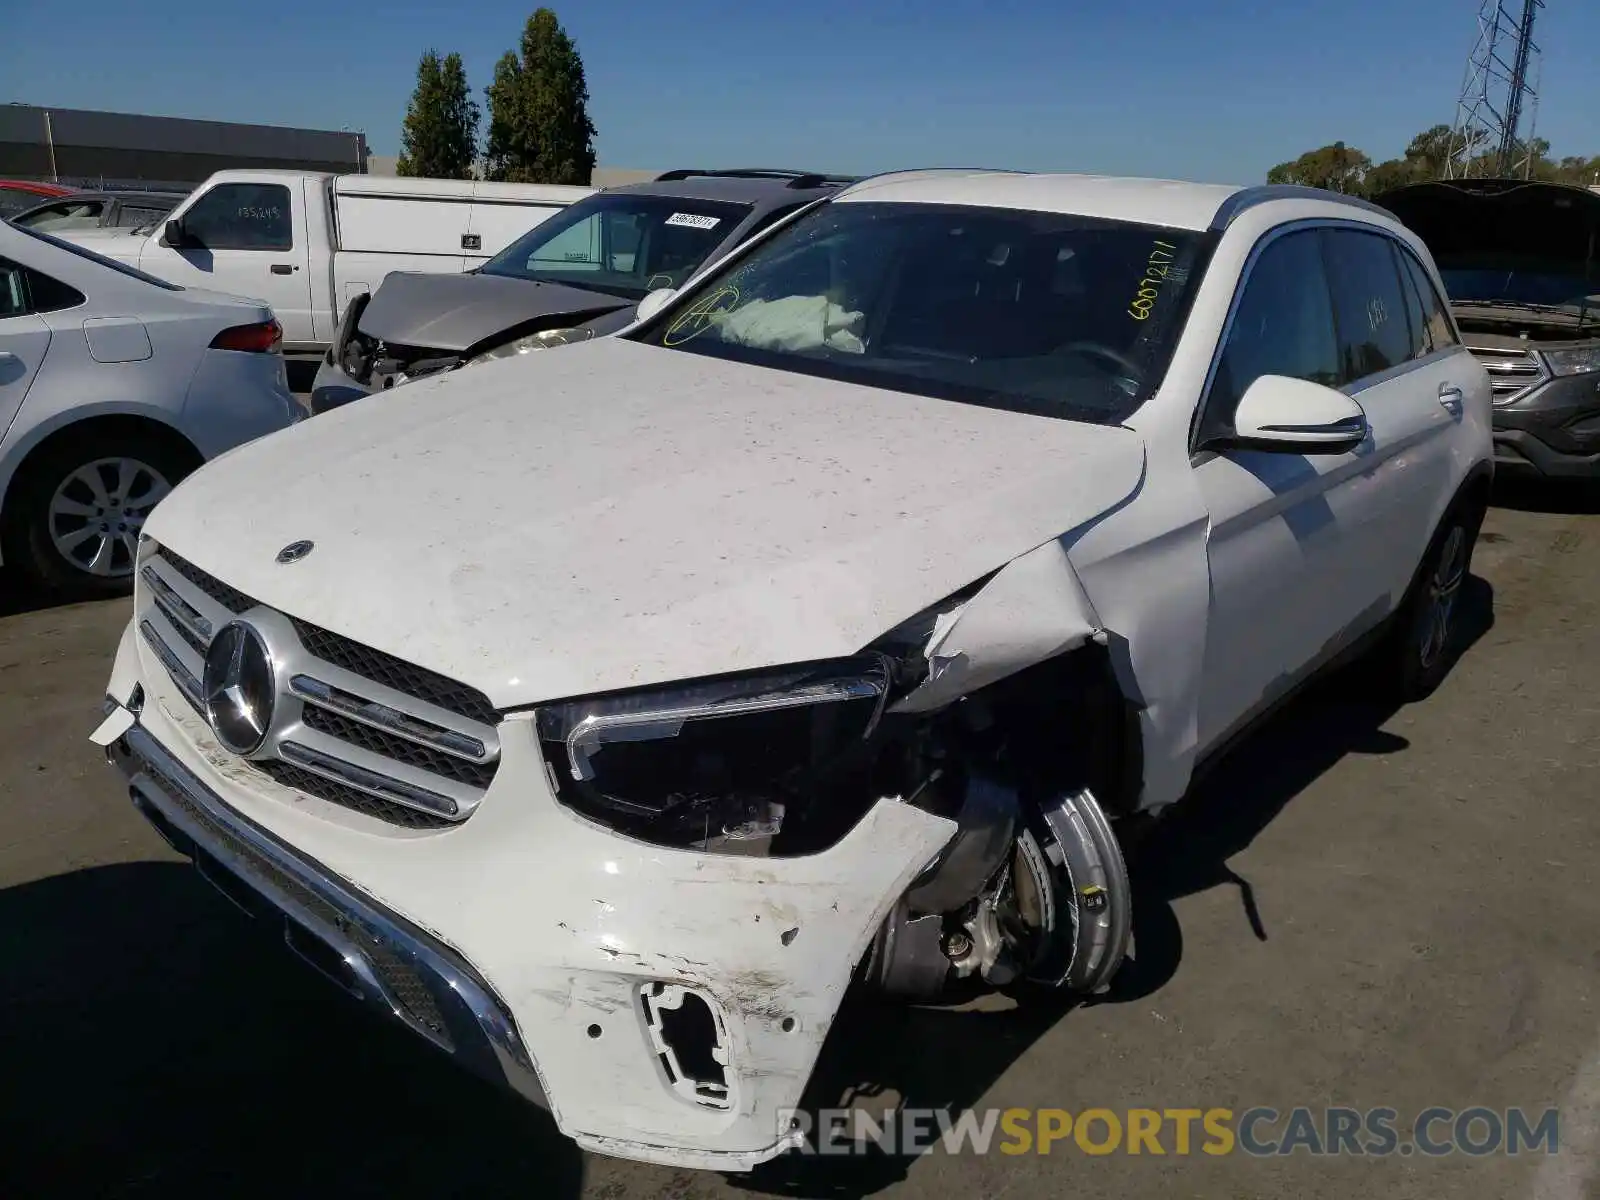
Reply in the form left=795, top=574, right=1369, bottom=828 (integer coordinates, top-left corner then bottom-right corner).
left=0, top=860, right=584, bottom=1199
left=732, top=577, right=1495, bottom=1198
left=0, top=568, right=78, bottom=619
left=1492, top=476, right=1600, bottom=516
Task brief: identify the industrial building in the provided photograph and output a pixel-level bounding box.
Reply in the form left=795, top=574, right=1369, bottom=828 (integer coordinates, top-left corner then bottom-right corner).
left=0, top=103, right=367, bottom=189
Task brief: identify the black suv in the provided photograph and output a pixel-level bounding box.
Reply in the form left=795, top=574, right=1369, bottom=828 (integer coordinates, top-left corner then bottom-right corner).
left=310, top=168, right=854, bottom=412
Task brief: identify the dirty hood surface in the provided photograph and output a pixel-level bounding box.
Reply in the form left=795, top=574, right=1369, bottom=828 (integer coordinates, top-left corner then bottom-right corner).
left=357, top=269, right=633, bottom=352
left=148, top=339, right=1146, bottom=708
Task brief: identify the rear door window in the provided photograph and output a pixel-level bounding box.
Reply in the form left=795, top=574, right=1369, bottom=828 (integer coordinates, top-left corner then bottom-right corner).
left=1321, top=229, right=1414, bottom=383
left=180, top=182, right=292, bottom=251
left=117, top=204, right=171, bottom=230
left=1398, top=249, right=1459, bottom=353
left=0, top=257, right=86, bottom=315
left=0, top=261, right=26, bottom=317
left=1392, top=241, right=1432, bottom=362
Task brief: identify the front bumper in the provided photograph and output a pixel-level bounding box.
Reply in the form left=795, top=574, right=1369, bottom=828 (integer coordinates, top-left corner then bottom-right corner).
left=107, top=721, right=545, bottom=1108
left=308, top=355, right=378, bottom=416
left=1492, top=372, right=1600, bottom=478
left=100, top=620, right=954, bottom=1169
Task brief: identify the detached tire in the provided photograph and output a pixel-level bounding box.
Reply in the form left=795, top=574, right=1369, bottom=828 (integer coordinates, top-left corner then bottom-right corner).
left=3, top=428, right=195, bottom=602
left=1387, top=498, right=1484, bottom=702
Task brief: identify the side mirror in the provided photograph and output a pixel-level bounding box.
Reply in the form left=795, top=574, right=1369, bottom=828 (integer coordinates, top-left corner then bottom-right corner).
left=634, top=286, right=677, bottom=324
left=163, top=219, right=188, bottom=248
left=1227, top=375, right=1369, bottom=455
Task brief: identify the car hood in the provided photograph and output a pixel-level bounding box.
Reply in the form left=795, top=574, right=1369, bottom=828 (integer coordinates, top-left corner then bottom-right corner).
left=357, top=270, right=634, bottom=353
left=1374, top=178, right=1600, bottom=271
left=146, top=339, right=1146, bottom=709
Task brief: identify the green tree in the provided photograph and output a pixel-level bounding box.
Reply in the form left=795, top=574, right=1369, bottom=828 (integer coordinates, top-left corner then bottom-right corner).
left=397, top=50, right=480, bottom=179
left=1266, top=142, right=1372, bottom=194
left=1364, top=158, right=1415, bottom=196
left=1403, top=124, right=1458, bottom=179
left=483, top=8, right=597, bottom=185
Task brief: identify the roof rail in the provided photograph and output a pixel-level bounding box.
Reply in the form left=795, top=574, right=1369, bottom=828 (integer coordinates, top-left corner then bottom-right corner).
left=652, top=168, right=857, bottom=189
left=1209, top=184, right=1397, bottom=230
left=832, top=167, right=1025, bottom=197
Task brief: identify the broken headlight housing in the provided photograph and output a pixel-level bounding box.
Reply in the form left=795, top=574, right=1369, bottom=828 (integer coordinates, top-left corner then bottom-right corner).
left=536, top=656, right=895, bottom=854
left=1543, top=346, right=1600, bottom=377
left=463, top=326, right=596, bottom=369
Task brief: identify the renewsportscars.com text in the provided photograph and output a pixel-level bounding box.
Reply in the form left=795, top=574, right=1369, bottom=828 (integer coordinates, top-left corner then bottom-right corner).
left=777, top=1105, right=1561, bottom=1158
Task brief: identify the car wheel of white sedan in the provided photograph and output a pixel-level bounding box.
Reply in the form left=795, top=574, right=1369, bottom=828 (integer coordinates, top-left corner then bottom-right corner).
left=7, top=431, right=194, bottom=600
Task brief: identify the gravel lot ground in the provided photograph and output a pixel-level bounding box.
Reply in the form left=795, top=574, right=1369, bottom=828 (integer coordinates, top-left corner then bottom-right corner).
left=0, top=481, right=1596, bottom=1200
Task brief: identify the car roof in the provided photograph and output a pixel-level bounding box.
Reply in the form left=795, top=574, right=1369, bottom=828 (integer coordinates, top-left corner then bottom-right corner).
left=833, top=170, right=1394, bottom=232
left=604, top=170, right=855, bottom=209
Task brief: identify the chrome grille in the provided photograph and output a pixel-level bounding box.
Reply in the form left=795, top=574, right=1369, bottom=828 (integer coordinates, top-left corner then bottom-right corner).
left=136, top=548, right=500, bottom=829
left=1468, top=344, right=1549, bottom=406
left=289, top=618, right=499, bottom=726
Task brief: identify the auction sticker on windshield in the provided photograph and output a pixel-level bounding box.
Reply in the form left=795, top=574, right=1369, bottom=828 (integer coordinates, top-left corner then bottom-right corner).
left=665, top=213, right=721, bottom=230
left=1128, top=240, right=1181, bottom=321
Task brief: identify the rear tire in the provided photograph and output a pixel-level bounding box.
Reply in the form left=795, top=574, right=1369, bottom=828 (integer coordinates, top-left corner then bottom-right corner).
left=1387, top=498, right=1484, bottom=702
left=3, top=428, right=195, bottom=602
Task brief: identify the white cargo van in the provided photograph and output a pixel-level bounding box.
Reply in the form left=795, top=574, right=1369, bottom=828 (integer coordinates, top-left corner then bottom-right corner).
left=54, top=170, right=594, bottom=352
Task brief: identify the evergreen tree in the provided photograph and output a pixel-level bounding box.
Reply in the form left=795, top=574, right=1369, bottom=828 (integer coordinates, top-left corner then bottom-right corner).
left=397, top=50, right=479, bottom=179
left=483, top=8, right=597, bottom=185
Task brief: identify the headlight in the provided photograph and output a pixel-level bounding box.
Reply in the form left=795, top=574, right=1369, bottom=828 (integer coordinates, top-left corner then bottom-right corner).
left=536, top=656, right=893, bottom=853
left=462, top=326, right=595, bottom=370
left=1543, top=346, right=1600, bottom=377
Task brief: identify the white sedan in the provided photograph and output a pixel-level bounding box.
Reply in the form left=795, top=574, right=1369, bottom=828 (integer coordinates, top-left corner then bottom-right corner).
left=0, top=219, right=300, bottom=598
left=99, top=170, right=1492, bottom=1169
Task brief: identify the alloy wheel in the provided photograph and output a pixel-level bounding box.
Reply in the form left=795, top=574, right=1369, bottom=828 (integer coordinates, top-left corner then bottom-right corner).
left=46, top=456, right=171, bottom=579
left=1415, top=525, right=1467, bottom=672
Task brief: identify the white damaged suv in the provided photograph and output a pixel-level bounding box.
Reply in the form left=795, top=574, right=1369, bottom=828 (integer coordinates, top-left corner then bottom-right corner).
left=95, top=170, right=1492, bottom=1170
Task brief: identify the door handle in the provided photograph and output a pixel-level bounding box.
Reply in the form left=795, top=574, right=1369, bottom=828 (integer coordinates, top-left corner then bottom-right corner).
left=270, top=264, right=297, bottom=275
left=1437, top=383, right=1464, bottom=416
left=0, top=351, right=17, bottom=366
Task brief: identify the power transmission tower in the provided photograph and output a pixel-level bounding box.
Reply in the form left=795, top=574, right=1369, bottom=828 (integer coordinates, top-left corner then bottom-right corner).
left=1446, top=0, right=1545, bottom=179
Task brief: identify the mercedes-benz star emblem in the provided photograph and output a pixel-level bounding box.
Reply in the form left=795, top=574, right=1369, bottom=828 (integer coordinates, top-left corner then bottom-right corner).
left=276, top=540, right=314, bottom=564
left=202, top=622, right=276, bottom=755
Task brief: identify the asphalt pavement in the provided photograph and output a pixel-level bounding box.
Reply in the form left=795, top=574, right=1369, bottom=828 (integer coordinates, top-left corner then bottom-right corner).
left=1, top=481, right=1596, bottom=1200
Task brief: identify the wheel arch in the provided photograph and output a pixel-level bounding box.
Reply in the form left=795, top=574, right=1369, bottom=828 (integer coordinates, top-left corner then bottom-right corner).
left=0, top=408, right=202, bottom=562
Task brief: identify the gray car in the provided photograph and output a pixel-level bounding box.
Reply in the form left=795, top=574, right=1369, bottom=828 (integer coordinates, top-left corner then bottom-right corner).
left=0, top=220, right=301, bottom=598
left=1375, top=178, right=1600, bottom=480
left=309, top=169, right=855, bottom=413
left=12, top=189, right=189, bottom=235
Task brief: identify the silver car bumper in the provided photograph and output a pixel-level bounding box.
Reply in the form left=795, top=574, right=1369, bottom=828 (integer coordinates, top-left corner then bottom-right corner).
left=308, top=356, right=379, bottom=415
left=106, top=717, right=548, bottom=1110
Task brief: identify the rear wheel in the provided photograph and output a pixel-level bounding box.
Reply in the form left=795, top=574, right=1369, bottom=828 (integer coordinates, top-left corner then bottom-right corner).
left=3, top=429, right=195, bottom=601
left=1388, top=499, right=1483, bottom=701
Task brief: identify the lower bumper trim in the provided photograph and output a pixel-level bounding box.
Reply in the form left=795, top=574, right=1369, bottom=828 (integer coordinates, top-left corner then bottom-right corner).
left=1493, top=428, right=1600, bottom=479
left=108, top=720, right=549, bottom=1112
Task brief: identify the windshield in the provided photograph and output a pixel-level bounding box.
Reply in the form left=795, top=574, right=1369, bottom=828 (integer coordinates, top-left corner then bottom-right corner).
left=642, top=201, right=1211, bottom=425
left=1439, top=262, right=1599, bottom=319
left=479, top=193, right=752, bottom=299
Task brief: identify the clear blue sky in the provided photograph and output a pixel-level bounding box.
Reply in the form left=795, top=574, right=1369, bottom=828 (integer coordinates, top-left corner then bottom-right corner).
left=4, top=0, right=1598, bottom=184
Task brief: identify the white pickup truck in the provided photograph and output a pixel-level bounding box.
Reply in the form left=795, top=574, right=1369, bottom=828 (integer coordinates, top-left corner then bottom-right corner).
left=54, top=170, right=594, bottom=353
